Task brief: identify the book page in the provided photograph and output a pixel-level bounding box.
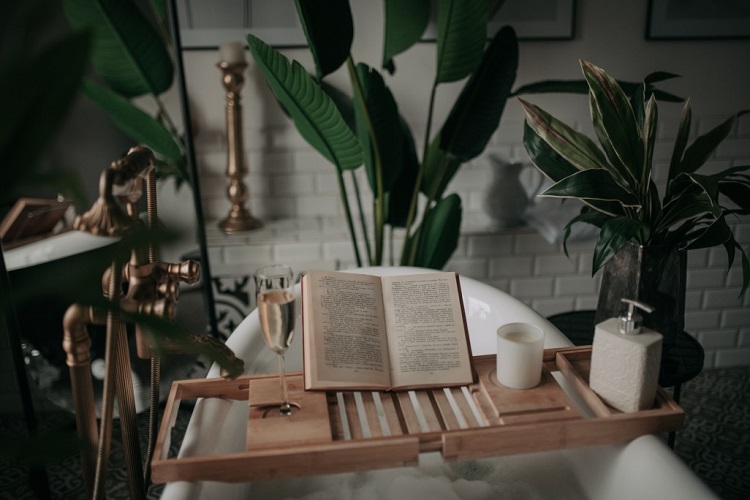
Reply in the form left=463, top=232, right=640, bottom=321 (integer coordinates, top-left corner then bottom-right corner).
left=381, top=272, right=473, bottom=389
left=303, top=271, right=391, bottom=389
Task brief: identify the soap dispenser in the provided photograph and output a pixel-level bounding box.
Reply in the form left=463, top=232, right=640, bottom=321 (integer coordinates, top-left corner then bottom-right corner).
left=589, top=298, right=663, bottom=413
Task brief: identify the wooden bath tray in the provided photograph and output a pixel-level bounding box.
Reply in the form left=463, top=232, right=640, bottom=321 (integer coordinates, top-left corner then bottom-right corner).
left=151, top=346, right=684, bottom=483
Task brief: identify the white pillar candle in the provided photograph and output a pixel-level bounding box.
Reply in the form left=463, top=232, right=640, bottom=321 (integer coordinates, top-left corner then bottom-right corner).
left=496, top=322, right=545, bottom=389
left=219, top=42, right=246, bottom=64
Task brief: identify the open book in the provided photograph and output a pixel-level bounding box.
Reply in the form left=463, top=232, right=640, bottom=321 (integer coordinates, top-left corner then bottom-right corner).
left=301, top=270, right=475, bottom=391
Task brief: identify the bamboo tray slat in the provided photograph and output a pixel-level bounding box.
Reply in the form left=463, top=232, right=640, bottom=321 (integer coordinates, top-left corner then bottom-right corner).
left=151, top=346, right=684, bottom=483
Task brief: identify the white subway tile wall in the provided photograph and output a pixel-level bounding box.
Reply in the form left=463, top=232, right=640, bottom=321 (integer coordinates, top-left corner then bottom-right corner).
left=199, top=111, right=750, bottom=371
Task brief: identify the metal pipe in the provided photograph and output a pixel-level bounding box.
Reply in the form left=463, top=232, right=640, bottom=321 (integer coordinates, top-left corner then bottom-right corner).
left=111, top=314, right=146, bottom=499
left=62, top=303, right=104, bottom=499
left=144, top=160, right=160, bottom=486
left=92, top=262, right=119, bottom=499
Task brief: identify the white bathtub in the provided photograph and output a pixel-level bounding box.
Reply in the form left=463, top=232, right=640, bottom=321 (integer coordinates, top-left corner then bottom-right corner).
left=160, top=267, right=716, bottom=499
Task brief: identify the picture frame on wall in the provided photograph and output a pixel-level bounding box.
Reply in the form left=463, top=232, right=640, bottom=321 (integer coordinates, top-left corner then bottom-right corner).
left=177, top=0, right=578, bottom=50
left=490, top=0, right=576, bottom=40
left=176, top=0, right=306, bottom=49
left=647, top=0, right=750, bottom=40
left=424, top=0, right=577, bottom=41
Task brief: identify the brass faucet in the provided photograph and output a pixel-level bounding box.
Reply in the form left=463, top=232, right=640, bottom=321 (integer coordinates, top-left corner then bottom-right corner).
left=61, top=146, right=243, bottom=499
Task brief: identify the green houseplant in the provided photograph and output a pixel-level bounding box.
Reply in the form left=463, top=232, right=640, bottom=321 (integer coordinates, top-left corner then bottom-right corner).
left=246, top=0, right=519, bottom=269
left=247, top=1, right=680, bottom=270
left=520, top=60, right=749, bottom=339
left=62, top=0, right=189, bottom=183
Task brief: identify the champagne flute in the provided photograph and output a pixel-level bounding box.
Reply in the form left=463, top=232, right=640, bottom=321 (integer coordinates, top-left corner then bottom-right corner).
left=254, top=264, right=296, bottom=416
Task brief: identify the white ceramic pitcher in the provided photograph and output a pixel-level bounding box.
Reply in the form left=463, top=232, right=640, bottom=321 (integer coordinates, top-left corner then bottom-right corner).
left=483, top=156, right=544, bottom=228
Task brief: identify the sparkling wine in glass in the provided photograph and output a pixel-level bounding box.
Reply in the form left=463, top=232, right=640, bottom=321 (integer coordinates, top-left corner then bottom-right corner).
left=255, top=264, right=296, bottom=416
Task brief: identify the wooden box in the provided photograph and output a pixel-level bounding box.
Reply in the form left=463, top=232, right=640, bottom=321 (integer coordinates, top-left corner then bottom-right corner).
left=151, top=346, right=683, bottom=483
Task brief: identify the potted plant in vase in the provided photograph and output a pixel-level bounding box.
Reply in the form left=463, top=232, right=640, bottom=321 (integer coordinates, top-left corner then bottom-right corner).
left=519, top=60, right=749, bottom=345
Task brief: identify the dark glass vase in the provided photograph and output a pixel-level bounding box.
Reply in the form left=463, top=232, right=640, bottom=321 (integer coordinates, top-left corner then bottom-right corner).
left=594, top=242, right=687, bottom=344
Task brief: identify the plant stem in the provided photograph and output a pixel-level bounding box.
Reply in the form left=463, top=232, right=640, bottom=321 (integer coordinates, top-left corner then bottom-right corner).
left=153, top=95, right=183, bottom=151
left=335, top=169, right=362, bottom=267
left=388, top=225, right=395, bottom=266
left=350, top=171, right=372, bottom=265
left=347, top=57, right=385, bottom=266
left=152, top=94, right=191, bottom=181
left=402, top=80, right=439, bottom=265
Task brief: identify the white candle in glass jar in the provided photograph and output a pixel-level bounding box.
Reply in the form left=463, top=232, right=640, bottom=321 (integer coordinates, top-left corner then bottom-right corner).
left=496, top=322, right=545, bottom=389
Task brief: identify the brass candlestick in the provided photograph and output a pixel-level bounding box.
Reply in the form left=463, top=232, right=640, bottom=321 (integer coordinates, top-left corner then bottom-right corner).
left=217, top=59, right=262, bottom=233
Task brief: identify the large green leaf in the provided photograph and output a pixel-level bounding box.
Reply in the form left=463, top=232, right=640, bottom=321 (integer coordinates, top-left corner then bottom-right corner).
left=681, top=172, right=721, bottom=202
left=353, top=64, right=403, bottom=192
left=510, top=74, right=683, bottom=103
left=511, top=79, right=590, bottom=97
left=320, top=77, right=418, bottom=227
left=524, top=124, right=624, bottom=224
left=667, top=100, right=693, bottom=186
left=62, top=0, right=173, bottom=98
left=386, top=118, right=420, bottom=227
left=146, top=0, right=167, bottom=29
left=522, top=122, right=579, bottom=183
left=562, top=207, right=609, bottom=257
left=247, top=34, right=363, bottom=172
left=439, top=25, right=518, bottom=161
left=679, top=111, right=748, bottom=174
left=643, top=71, right=682, bottom=86
left=82, top=79, right=183, bottom=167
left=712, top=164, right=750, bottom=181
left=413, top=194, right=463, bottom=269
left=640, top=71, right=684, bottom=103
left=582, top=60, right=643, bottom=185
left=421, top=138, right=461, bottom=199
left=593, top=217, right=650, bottom=274
left=382, top=0, right=430, bottom=74
left=657, top=190, right=717, bottom=236
left=542, top=169, right=640, bottom=208
left=435, top=0, right=487, bottom=84
left=720, top=185, right=750, bottom=215
left=320, top=80, right=356, bottom=130
left=730, top=240, right=750, bottom=296
left=683, top=216, right=732, bottom=251
left=1, top=31, right=90, bottom=201
left=294, top=0, right=353, bottom=80
left=631, top=83, right=647, bottom=130
left=719, top=174, right=750, bottom=215
left=519, top=99, right=609, bottom=171
left=642, top=95, right=658, bottom=190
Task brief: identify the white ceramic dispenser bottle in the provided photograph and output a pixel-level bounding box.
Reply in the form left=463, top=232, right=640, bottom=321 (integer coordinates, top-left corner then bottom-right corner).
left=589, top=298, right=663, bottom=413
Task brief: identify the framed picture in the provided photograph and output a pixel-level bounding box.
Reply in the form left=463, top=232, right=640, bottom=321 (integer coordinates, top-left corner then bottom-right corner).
left=490, top=0, right=576, bottom=40
left=176, top=0, right=306, bottom=49
left=424, top=0, right=576, bottom=41
left=647, top=0, right=750, bottom=40
left=177, top=0, right=577, bottom=49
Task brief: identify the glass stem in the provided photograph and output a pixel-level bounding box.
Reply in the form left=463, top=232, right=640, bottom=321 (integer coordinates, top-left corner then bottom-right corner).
left=278, top=353, right=291, bottom=415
